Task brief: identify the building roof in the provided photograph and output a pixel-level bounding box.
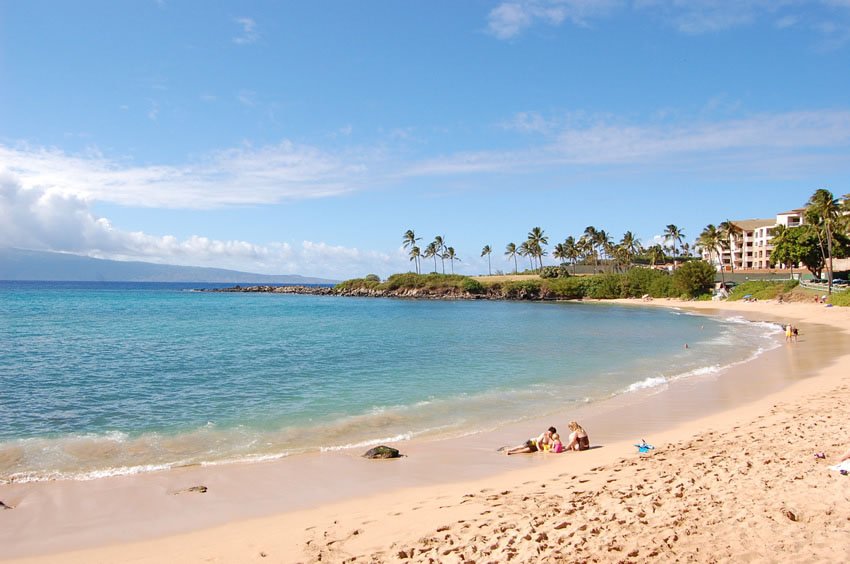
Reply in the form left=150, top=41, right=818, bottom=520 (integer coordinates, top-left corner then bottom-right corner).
left=731, top=219, right=775, bottom=230
left=777, top=208, right=807, bottom=216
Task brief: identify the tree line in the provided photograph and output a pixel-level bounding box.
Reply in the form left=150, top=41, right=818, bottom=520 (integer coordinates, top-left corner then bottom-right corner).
left=403, top=224, right=694, bottom=277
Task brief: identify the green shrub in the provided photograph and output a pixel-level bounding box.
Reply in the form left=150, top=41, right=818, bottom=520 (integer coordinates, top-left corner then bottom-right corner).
left=539, top=265, right=571, bottom=279
left=335, top=277, right=380, bottom=291
left=461, top=278, right=485, bottom=294
left=623, top=268, right=674, bottom=298
left=364, top=274, right=381, bottom=282
left=727, top=280, right=799, bottom=301
left=503, top=280, right=542, bottom=299
left=648, top=275, right=675, bottom=298
left=542, top=277, right=586, bottom=299
left=672, top=261, right=715, bottom=298
left=829, top=290, right=850, bottom=307
left=582, top=273, right=625, bottom=299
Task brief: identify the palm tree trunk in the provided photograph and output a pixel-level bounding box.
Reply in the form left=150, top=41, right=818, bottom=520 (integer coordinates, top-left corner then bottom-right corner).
left=827, top=231, right=834, bottom=294
left=513, top=256, right=517, bottom=274
left=488, top=255, right=491, bottom=276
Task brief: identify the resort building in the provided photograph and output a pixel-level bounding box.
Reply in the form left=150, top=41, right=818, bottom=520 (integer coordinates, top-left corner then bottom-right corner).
left=702, top=208, right=809, bottom=271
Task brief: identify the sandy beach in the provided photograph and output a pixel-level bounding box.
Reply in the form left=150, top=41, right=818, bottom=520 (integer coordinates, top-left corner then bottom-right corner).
left=3, top=298, right=850, bottom=563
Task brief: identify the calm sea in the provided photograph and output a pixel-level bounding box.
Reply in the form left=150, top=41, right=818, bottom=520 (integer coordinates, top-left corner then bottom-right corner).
left=0, top=281, right=780, bottom=482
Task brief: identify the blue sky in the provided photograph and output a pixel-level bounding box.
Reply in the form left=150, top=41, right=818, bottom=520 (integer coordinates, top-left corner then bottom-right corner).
left=1, top=1, right=849, bottom=278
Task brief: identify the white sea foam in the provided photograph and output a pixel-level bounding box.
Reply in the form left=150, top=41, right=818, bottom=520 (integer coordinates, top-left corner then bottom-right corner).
left=626, top=376, right=668, bottom=393
left=319, top=432, right=414, bottom=452
left=4, top=462, right=178, bottom=484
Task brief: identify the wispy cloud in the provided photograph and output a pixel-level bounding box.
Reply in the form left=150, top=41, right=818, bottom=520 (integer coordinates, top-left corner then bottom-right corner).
left=406, top=109, right=850, bottom=176
left=0, top=172, right=403, bottom=278
left=500, top=111, right=554, bottom=134
left=147, top=100, right=159, bottom=121
left=232, top=16, right=259, bottom=45
left=0, top=140, right=372, bottom=209
left=487, top=0, right=850, bottom=41
left=487, top=0, right=618, bottom=39
left=4, top=109, right=849, bottom=211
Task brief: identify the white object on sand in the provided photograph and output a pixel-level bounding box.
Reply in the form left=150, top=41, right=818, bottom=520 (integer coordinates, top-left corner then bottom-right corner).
left=828, top=460, right=850, bottom=473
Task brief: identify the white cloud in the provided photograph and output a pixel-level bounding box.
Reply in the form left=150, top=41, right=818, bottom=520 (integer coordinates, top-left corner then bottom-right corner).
left=487, top=0, right=850, bottom=38
left=0, top=172, right=404, bottom=278
left=500, top=111, right=553, bottom=134
left=233, top=17, right=258, bottom=45
left=0, top=140, right=371, bottom=209
left=147, top=101, right=159, bottom=121
left=406, top=109, right=850, bottom=175
left=488, top=0, right=618, bottom=39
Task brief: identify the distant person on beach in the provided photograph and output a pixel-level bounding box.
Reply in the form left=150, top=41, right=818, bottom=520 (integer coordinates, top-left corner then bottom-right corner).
left=504, top=439, right=538, bottom=455
left=785, top=324, right=793, bottom=342
left=549, top=432, right=565, bottom=453
left=565, top=421, right=590, bottom=451
left=840, top=447, right=850, bottom=463
left=536, top=427, right=557, bottom=451
left=504, top=427, right=556, bottom=455
left=792, top=326, right=799, bottom=343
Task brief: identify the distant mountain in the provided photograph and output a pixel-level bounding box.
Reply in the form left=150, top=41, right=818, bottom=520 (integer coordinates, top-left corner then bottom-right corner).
left=0, top=248, right=339, bottom=284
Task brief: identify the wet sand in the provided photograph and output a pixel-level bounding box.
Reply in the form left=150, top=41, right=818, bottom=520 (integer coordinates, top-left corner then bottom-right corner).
left=2, top=299, right=850, bottom=562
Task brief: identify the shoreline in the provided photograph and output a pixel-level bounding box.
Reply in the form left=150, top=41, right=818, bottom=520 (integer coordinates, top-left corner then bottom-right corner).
left=3, top=299, right=850, bottom=562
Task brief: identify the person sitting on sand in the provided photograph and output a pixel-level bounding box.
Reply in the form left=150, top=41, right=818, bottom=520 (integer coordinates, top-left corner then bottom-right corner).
left=536, top=427, right=557, bottom=451
left=565, top=421, right=590, bottom=451
left=549, top=432, right=565, bottom=453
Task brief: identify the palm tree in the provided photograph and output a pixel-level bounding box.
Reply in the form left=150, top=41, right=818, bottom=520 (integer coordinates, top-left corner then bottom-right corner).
left=408, top=245, right=421, bottom=274
left=423, top=241, right=439, bottom=273
left=505, top=242, right=518, bottom=274
left=583, top=226, right=599, bottom=270
left=433, top=235, right=447, bottom=274
left=595, top=229, right=614, bottom=272
left=526, top=227, right=548, bottom=271
left=698, top=224, right=725, bottom=287
left=807, top=188, right=841, bottom=294
left=552, top=243, right=567, bottom=266
left=480, top=245, right=492, bottom=276
left=564, top=236, right=581, bottom=274
left=445, top=247, right=460, bottom=274
left=664, top=224, right=685, bottom=258
left=646, top=244, right=666, bottom=269
left=402, top=229, right=422, bottom=274
left=718, top=220, right=742, bottom=273
left=619, top=231, right=642, bottom=270
left=518, top=241, right=533, bottom=271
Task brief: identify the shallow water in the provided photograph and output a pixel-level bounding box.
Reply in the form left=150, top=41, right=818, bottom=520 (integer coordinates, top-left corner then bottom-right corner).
left=0, top=281, right=781, bottom=481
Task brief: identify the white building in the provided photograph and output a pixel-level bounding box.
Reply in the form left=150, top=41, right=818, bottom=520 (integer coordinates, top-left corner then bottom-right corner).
left=702, top=208, right=808, bottom=271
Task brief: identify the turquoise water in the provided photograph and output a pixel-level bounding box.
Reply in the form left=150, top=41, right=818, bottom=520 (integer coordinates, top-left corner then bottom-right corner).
left=0, top=282, right=780, bottom=482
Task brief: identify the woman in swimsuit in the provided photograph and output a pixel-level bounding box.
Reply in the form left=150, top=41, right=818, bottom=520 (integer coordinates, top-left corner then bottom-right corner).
left=566, top=421, right=590, bottom=451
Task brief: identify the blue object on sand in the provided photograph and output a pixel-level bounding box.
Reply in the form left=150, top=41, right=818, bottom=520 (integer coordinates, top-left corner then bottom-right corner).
left=635, top=439, right=655, bottom=453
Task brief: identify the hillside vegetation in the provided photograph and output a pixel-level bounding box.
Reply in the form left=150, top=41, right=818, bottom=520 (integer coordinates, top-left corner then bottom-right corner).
left=336, top=262, right=717, bottom=300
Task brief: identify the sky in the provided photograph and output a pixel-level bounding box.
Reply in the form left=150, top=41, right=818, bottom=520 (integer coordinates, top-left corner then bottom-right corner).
left=1, top=0, right=849, bottom=279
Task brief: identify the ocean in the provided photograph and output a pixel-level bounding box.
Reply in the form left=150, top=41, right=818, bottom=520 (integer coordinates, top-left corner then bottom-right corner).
left=0, top=281, right=781, bottom=482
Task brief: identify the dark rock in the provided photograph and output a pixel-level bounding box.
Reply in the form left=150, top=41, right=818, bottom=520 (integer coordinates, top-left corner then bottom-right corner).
left=362, top=445, right=401, bottom=459
left=0, top=500, right=13, bottom=510
left=174, top=485, right=208, bottom=495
